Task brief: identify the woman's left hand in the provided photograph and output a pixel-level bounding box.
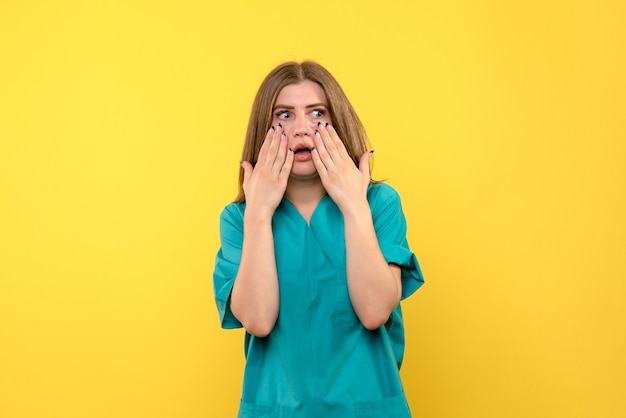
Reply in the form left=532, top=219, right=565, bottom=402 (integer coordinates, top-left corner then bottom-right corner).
left=311, top=122, right=373, bottom=213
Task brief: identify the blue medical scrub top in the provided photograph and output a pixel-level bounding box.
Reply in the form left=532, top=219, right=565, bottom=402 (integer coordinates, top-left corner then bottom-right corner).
left=214, top=183, right=424, bottom=418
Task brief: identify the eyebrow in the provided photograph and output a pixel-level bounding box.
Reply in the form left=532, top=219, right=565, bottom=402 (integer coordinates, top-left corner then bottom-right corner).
left=273, top=103, right=328, bottom=110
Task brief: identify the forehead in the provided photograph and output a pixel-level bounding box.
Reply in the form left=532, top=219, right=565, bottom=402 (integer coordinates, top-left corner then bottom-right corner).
left=275, top=80, right=328, bottom=105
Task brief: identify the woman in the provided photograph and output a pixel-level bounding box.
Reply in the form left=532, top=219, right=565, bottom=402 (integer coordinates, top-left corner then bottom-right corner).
left=213, top=61, right=424, bottom=417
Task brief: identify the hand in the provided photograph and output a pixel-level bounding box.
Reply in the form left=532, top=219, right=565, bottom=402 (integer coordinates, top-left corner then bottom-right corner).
left=311, top=122, right=373, bottom=212
left=241, top=125, right=294, bottom=217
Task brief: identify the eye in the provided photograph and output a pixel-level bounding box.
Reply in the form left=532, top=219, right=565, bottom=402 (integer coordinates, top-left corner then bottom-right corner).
left=311, top=108, right=325, bottom=118
left=275, top=110, right=291, bottom=120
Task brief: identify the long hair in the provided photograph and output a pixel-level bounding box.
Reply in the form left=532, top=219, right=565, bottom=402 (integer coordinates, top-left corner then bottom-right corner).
left=234, top=61, right=373, bottom=203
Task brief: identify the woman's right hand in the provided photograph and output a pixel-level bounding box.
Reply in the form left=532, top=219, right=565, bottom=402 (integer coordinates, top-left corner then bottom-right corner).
left=233, top=125, right=290, bottom=337
left=240, top=125, right=294, bottom=217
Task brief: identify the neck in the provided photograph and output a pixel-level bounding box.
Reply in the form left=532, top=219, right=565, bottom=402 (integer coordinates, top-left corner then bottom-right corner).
left=284, top=177, right=326, bottom=209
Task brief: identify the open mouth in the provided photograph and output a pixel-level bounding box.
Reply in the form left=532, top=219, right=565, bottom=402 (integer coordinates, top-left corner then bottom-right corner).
left=292, top=144, right=313, bottom=161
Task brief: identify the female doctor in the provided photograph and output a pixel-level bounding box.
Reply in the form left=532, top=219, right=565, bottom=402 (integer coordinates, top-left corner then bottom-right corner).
left=213, top=61, right=424, bottom=418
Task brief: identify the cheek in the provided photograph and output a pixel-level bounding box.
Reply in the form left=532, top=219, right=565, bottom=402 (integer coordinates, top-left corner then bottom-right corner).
left=272, top=116, right=289, bottom=128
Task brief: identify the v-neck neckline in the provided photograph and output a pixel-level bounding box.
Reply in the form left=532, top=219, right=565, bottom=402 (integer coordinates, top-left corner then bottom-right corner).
left=281, top=194, right=330, bottom=227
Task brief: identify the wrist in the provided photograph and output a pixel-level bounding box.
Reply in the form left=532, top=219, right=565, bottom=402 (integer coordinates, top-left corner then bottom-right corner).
left=243, top=204, right=275, bottom=225
left=339, top=199, right=371, bottom=222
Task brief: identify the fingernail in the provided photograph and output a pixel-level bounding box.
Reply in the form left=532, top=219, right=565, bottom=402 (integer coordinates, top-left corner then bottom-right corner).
left=325, top=122, right=329, bottom=127
left=370, top=150, right=375, bottom=154
left=318, top=122, right=322, bottom=127
left=288, top=148, right=293, bottom=152
left=311, top=146, right=316, bottom=151
left=315, top=130, right=319, bottom=135
left=271, top=125, right=275, bottom=131
left=278, top=123, right=282, bottom=128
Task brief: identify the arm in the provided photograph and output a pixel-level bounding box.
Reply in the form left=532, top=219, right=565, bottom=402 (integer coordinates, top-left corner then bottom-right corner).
left=230, top=210, right=280, bottom=337
left=230, top=126, right=294, bottom=337
left=311, top=123, right=401, bottom=330
left=343, top=201, right=402, bottom=330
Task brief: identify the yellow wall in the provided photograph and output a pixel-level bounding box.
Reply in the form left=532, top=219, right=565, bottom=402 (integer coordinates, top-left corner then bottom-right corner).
left=1, top=1, right=624, bottom=417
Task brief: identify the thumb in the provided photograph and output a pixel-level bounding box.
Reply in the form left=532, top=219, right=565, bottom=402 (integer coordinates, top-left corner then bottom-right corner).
left=240, top=160, right=253, bottom=185
left=359, top=150, right=374, bottom=177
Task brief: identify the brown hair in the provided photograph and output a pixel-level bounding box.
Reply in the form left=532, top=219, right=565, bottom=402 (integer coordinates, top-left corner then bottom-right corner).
left=234, top=61, right=373, bottom=203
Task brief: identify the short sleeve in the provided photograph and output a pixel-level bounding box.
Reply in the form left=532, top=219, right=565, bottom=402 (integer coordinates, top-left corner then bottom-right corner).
left=368, top=184, right=424, bottom=300
left=213, top=203, right=245, bottom=329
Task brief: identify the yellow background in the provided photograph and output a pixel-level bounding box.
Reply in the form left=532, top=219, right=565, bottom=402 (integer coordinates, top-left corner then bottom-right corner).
left=1, top=0, right=624, bottom=417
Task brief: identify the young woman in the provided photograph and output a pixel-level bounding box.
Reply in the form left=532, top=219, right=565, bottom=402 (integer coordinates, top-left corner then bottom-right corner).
left=213, top=61, right=424, bottom=417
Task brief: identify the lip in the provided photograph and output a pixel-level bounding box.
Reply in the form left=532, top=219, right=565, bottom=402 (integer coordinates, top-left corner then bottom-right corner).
left=291, top=142, right=313, bottom=163
left=291, top=142, right=313, bottom=153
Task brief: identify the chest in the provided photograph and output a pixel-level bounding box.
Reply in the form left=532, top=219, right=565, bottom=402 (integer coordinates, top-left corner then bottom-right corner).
left=272, top=199, right=346, bottom=274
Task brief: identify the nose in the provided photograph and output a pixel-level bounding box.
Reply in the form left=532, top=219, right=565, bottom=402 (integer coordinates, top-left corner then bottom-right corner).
left=293, top=113, right=311, bottom=137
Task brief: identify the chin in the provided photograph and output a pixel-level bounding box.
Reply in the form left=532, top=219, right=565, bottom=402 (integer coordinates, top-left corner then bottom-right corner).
left=289, top=170, right=319, bottom=180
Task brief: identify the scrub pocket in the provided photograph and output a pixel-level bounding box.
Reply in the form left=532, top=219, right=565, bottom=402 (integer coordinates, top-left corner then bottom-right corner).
left=238, top=400, right=283, bottom=418
left=354, top=393, right=412, bottom=418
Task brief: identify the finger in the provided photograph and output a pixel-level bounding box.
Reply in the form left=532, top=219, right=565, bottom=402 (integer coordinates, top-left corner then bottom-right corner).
left=316, top=123, right=338, bottom=162
left=278, top=147, right=295, bottom=181
left=272, top=131, right=289, bottom=170
left=320, top=122, right=351, bottom=163
left=311, top=144, right=328, bottom=177
left=359, top=150, right=374, bottom=177
left=256, top=126, right=275, bottom=164
left=240, top=160, right=254, bottom=186
left=267, top=125, right=287, bottom=167
left=258, top=125, right=282, bottom=166
left=313, top=129, right=335, bottom=170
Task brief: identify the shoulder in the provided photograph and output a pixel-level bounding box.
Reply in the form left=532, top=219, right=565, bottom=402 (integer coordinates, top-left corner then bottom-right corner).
left=219, top=202, right=246, bottom=227
left=367, top=183, right=401, bottom=207
left=221, top=202, right=246, bottom=216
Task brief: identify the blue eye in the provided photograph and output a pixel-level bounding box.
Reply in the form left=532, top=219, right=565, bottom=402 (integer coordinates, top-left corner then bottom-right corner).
left=312, top=109, right=325, bottom=118
left=276, top=110, right=291, bottom=120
